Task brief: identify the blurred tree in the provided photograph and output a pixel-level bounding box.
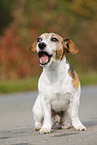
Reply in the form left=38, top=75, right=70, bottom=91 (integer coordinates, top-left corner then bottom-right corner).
left=0, top=0, right=14, bottom=35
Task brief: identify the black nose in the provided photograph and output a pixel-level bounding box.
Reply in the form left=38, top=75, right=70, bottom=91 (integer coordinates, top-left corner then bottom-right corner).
left=38, top=42, right=47, bottom=50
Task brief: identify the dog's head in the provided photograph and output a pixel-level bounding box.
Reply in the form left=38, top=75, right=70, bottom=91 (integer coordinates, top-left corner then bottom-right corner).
left=30, top=33, right=79, bottom=67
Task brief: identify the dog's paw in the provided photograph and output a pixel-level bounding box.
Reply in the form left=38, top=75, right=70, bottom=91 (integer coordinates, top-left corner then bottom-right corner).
left=72, top=120, right=86, bottom=131
left=35, top=122, right=42, bottom=131
left=73, top=124, right=86, bottom=131
left=39, top=128, right=51, bottom=134
left=76, top=125, right=86, bottom=131
left=62, top=122, right=72, bottom=129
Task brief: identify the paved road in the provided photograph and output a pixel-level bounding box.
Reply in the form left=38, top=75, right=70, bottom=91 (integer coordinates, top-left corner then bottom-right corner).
left=0, top=86, right=97, bottom=145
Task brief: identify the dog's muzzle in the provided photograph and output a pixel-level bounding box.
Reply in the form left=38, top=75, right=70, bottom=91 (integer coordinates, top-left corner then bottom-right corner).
left=38, top=51, right=53, bottom=66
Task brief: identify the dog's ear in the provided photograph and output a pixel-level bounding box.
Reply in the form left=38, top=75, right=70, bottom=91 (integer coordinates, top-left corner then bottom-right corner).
left=63, top=38, right=79, bottom=54
left=30, top=40, right=37, bottom=52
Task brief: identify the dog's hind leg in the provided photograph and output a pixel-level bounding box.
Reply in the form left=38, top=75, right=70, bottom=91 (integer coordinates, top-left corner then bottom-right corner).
left=33, top=95, right=43, bottom=131
left=60, top=110, right=71, bottom=129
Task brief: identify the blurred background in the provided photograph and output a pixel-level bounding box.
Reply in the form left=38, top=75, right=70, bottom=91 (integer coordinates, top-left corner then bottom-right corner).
left=0, top=0, right=97, bottom=93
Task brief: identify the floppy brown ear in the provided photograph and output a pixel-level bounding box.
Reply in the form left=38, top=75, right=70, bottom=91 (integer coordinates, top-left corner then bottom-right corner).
left=63, top=38, right=79, bottom=54
left=30, top=40, right=37, bottom=52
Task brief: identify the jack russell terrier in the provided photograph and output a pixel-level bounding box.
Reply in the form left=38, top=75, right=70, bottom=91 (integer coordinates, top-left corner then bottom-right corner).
left=30, top=33, right=86, bottom=134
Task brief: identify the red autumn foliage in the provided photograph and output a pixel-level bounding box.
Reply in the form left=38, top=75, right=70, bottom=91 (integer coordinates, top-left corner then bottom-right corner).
left=0, top=24, right=41, bottom=80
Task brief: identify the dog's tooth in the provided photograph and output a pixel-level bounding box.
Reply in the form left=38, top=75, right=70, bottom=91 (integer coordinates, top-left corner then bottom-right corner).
left=40, top=59, right=42, bottom=63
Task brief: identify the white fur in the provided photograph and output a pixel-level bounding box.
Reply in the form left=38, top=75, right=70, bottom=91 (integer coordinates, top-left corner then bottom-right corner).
left=32, top=33, right=86, bottom=134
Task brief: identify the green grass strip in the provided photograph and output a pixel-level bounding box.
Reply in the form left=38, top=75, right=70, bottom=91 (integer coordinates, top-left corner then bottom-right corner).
left=0, top=77, right=38, bottom=94
left=79, top=73, right=97, bottom=86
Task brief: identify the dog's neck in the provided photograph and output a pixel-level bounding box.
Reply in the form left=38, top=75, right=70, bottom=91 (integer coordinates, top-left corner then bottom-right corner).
left=43, top=56, right=68, bottom=83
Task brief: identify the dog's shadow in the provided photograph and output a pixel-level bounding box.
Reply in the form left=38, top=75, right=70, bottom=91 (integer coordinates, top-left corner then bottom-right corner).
left=51, top=119, right=97, bottom=136
left=52, top=119, right=97, bottom=130
left=83, top=119, right=97, bottom=128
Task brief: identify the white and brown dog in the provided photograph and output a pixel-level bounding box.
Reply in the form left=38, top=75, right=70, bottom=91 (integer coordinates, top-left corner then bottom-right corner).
left=30, top=33, right=86, bottom=134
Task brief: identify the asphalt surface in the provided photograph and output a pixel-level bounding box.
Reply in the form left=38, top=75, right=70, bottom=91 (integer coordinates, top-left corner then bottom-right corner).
left=0, top=86, right=97, bottom=145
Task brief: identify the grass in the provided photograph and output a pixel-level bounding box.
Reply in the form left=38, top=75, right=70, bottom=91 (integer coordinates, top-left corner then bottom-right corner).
left=0, top=77, right=39, bottom=94
left=79, top=73, right=97, bottom=86
left=0, top=73, right=97, bottom=94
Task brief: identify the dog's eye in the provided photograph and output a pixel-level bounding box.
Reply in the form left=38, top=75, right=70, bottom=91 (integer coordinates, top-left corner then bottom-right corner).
left=37, top=38, right=42, bottom=42
left=51, top=37, right=59, bottom=42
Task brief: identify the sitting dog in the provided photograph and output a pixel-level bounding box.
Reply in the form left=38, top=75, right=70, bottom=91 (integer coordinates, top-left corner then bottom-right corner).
left=30, top=33, right=86, bottom=134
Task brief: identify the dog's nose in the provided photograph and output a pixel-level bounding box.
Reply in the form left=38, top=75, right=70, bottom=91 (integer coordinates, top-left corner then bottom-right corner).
left=38, top=42, right=47, bottom=50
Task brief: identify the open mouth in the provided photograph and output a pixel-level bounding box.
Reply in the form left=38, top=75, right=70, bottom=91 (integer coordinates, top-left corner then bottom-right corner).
left=38, top=51, right=53, bottom=65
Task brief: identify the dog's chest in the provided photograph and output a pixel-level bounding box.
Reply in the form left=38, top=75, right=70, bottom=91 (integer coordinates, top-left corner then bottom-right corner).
left=51, top=93, right=71, bottom=112
left=47, top=82, right=72, bottom=111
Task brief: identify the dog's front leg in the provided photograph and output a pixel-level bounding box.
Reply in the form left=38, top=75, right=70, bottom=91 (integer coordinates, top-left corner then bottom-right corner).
left=39, top=95, right=52, bottom=134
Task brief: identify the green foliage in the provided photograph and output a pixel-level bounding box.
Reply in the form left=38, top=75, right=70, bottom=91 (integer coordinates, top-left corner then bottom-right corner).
left=69, top=0, right=96, bottom=18
left=0, top=0, right=14, bottom=35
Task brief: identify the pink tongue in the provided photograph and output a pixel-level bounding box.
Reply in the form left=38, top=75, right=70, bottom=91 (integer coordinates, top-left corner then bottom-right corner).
left=40, top=55, right=49, bottom=63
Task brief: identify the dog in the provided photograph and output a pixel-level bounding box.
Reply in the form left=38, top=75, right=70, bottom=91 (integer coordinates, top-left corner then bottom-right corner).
left=30, top=33, right=86, bottom=134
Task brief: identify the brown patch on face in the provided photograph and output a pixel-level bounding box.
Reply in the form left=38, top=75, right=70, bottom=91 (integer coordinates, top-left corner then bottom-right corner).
left=55, top=49, right=63, bottom=60
left=51, top=34, right=63, bottom=60
left=68, top=65, right=80, bottom=90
